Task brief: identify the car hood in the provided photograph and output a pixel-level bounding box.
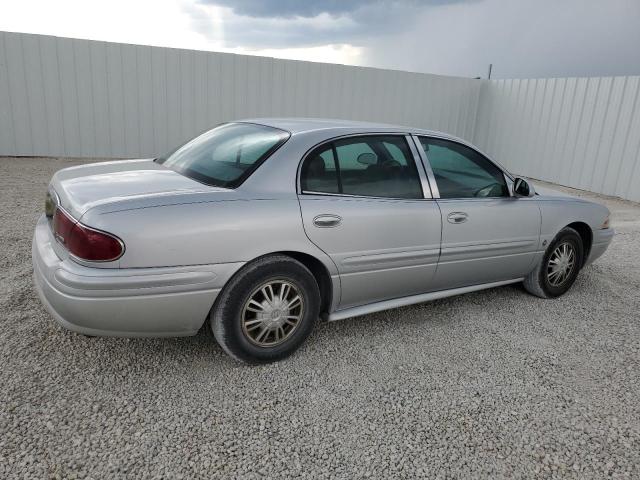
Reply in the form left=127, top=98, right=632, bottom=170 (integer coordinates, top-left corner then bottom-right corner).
left=532, top=184, right=573, bottom=198
left=51, top=159, right=228, bottom=218
left=531, top=182, right=589, bottom=202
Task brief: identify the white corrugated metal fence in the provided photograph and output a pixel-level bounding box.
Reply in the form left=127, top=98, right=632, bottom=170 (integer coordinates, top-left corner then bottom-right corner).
left=0, top=31, right=480, bottom=159
left=473, top=76, right=640, bottom=202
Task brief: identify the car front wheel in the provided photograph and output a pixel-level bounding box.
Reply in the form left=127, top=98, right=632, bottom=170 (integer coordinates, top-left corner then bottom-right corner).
left=211, top=255, right=320, bottom=363
left=523, top=226, right=584, bottom=298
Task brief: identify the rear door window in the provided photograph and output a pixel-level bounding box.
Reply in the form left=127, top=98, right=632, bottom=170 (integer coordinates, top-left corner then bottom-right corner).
left=301, top=135, right=423, bottom=199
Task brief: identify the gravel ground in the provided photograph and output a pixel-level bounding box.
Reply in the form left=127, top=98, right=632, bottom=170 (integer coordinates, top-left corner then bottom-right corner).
left=1, top=156, right=639, bottom=479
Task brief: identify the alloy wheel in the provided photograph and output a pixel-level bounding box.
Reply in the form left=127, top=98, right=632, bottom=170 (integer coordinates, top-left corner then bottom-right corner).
left=241, top=280, right=304, bottom=347
left=547, top=242, right=576, bottom=287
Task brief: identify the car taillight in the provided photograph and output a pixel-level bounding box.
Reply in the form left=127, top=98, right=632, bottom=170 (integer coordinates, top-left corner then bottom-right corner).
left=52, top=207, right=75, bottom=243
left=52, top=207, right=124, bottom=262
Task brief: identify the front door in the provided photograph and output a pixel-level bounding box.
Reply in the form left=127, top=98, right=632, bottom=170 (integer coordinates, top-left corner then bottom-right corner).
left=297, top=134, right=442, bottom=309
left=415, top=136, right=541, bottom=290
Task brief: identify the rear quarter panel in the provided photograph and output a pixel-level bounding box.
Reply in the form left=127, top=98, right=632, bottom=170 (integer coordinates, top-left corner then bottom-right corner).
left=81, top=198, right=337, bottom=272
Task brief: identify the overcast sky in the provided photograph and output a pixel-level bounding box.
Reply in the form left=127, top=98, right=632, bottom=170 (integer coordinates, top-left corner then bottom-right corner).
left=1, top=0, right=639, bottom=78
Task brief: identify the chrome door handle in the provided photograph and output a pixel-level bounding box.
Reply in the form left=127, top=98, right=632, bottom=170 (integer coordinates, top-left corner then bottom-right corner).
left=447, top=212, right=468, bottom=224
left=313, top=214, right=342, bottom=228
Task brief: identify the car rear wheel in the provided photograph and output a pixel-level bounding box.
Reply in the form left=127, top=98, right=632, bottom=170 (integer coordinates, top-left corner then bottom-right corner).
left=210, top=255, right=320, bottom=363
left=523, top=227, right=584, bottom=298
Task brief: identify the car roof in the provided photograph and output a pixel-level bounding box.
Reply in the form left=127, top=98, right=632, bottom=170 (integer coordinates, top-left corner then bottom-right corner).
left=237, top=117, right=463, bottom=141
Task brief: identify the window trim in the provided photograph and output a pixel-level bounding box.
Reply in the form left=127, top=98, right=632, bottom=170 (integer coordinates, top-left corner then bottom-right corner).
left=297, top=133, right=432, bottom=200
left=412, top=134, right=514, bottom=200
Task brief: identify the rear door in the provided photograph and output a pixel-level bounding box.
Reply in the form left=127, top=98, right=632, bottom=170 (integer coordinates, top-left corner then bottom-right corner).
left=297, top=134, right=442, bottom=310
left=415, top=136, right=541, bottom=289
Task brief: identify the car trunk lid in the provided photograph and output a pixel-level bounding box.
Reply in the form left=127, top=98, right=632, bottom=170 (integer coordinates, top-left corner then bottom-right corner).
left=50, top=159, right=215, bottom=218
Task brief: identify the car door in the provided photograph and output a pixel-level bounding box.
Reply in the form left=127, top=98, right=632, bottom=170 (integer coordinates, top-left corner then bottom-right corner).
left=414, top=136, right=541, bottom=290
left=297, top=134, right=442, bottom=310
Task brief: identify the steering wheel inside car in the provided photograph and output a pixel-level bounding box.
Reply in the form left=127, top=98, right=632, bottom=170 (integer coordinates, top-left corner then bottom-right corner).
left=474, top=182, right=503, bottom=197
left=380, top=159, right=401, bottom=170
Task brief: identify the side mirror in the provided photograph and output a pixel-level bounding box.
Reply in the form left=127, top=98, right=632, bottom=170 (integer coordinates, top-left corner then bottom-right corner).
left=513, top=177, right=533, bottom=197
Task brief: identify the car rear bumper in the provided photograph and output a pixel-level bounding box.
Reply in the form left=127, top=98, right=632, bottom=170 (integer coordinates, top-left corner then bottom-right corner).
left=32, top=215, right=243, bottom=337
left=584, top=227, right=615, bottom=266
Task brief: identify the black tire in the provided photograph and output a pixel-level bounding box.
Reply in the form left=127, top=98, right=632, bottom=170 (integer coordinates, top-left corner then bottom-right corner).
left=523, top=227, right=584, bottom=299
left=210, top=255, right=320, bottom=364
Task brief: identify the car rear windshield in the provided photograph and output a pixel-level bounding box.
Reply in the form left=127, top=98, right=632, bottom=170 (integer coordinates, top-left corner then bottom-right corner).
left=156, top=123, right=290, bottom=188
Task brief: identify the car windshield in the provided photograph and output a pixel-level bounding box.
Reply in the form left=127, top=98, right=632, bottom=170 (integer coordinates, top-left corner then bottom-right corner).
left=157, top=123, right=290, bottom=188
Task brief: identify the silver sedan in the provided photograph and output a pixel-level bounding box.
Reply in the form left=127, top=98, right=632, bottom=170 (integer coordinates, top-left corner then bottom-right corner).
left=32, top=119, right=614, bottom=363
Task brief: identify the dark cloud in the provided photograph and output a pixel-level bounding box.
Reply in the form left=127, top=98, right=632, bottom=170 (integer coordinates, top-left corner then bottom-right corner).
left=189, top=0, right=477, bottom=49
left=199, top=0, right=464, bottom=19
left=187, top=0, right=640, bottom=78
left=362, top=0, right=640, bottom=78
left=188, top=0, right=426, bottom=48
